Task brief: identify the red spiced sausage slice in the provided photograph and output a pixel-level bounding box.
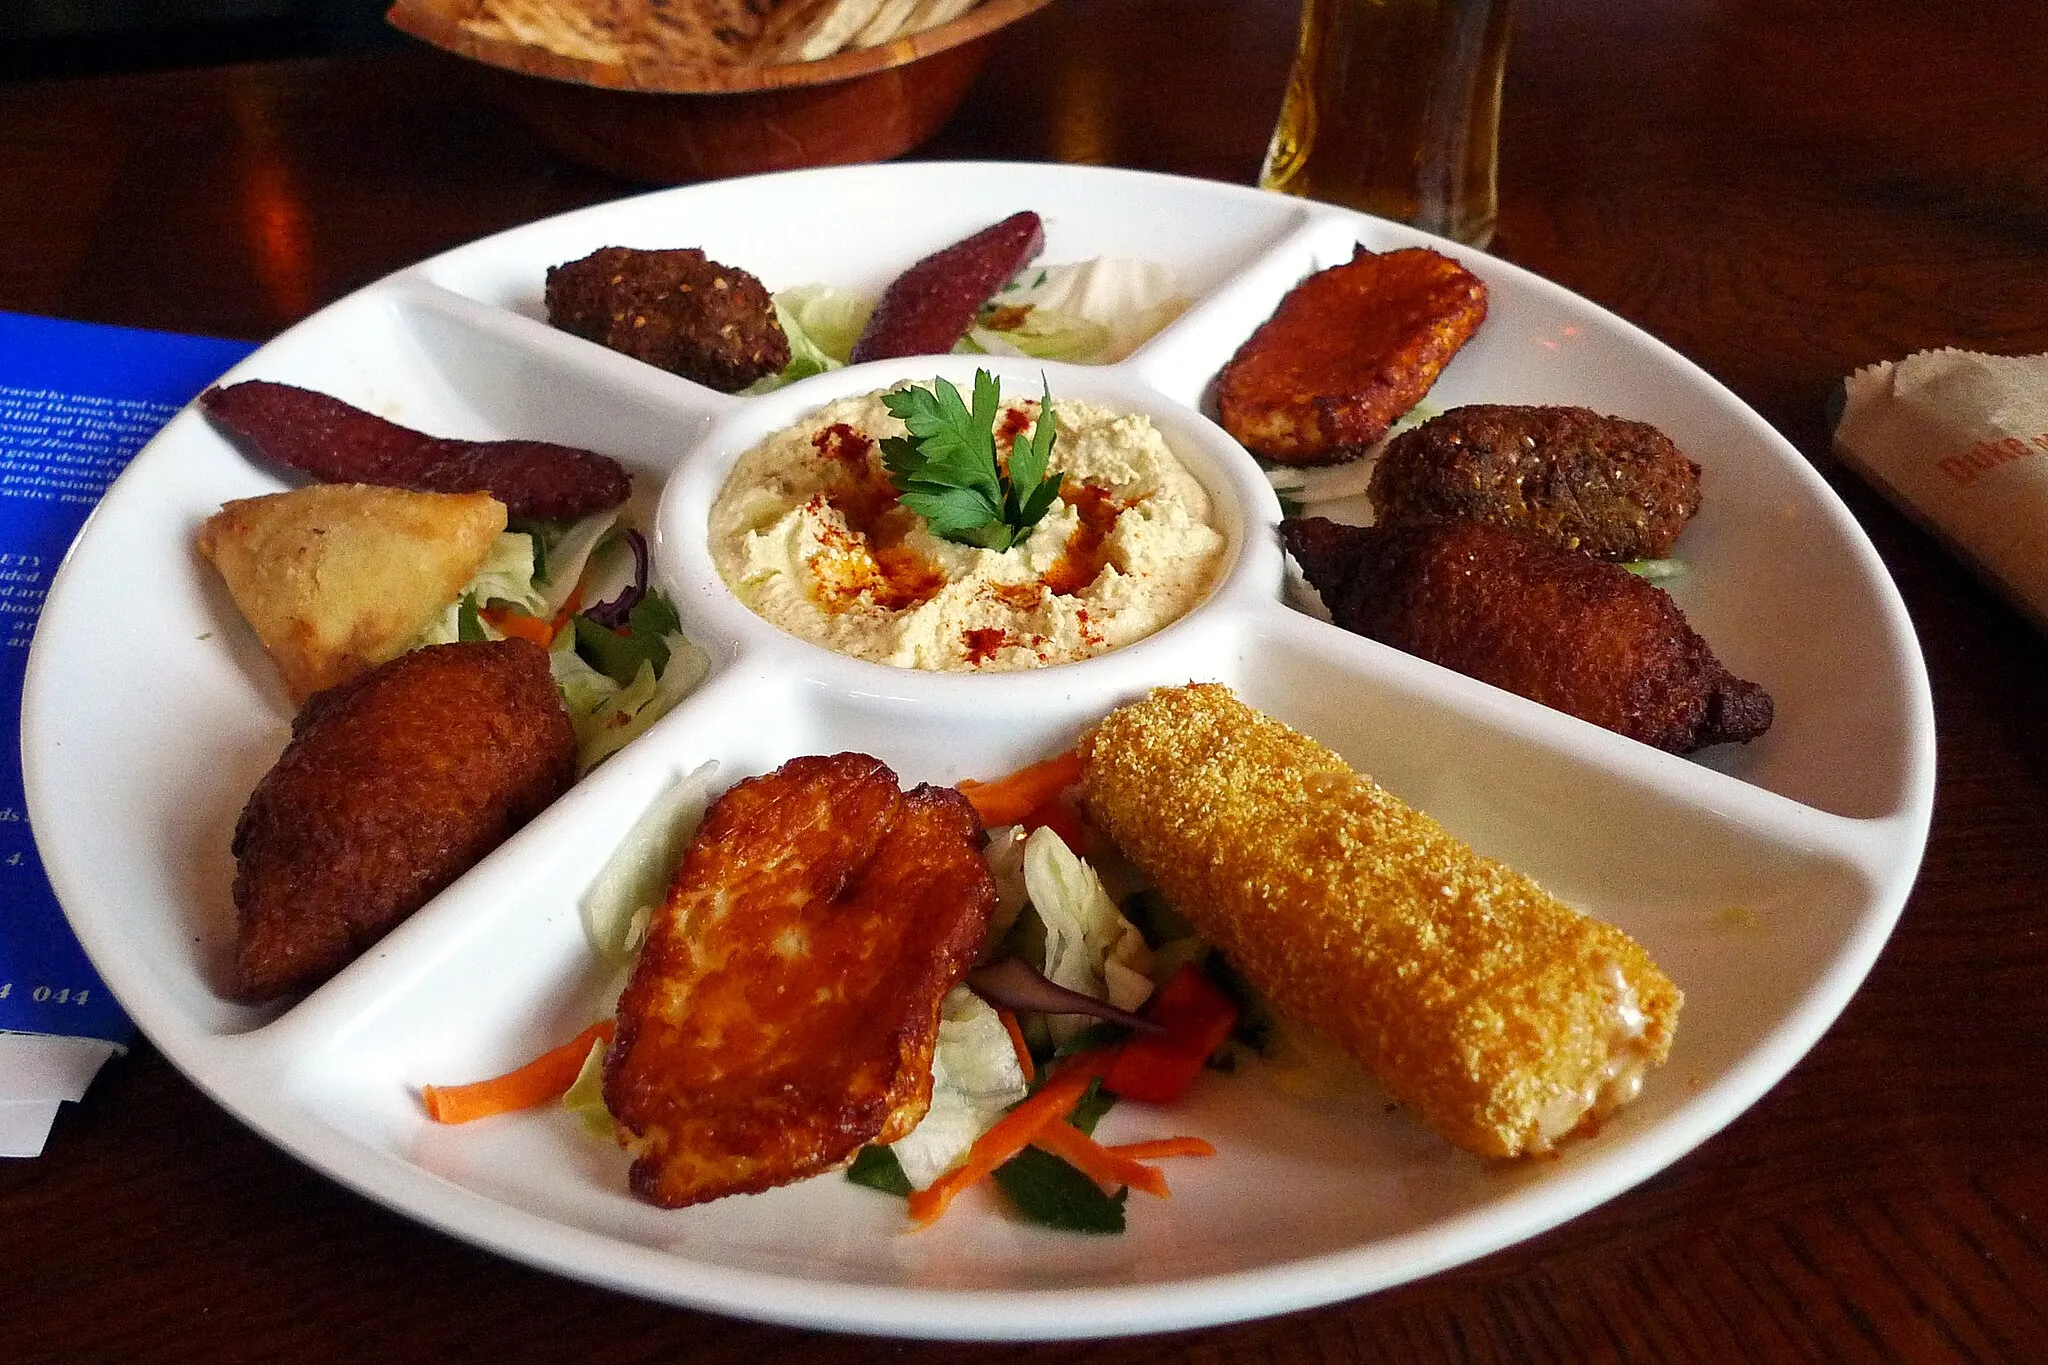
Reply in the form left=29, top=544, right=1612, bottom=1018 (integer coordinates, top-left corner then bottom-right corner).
left=850, top=211, right=1046, bottom=363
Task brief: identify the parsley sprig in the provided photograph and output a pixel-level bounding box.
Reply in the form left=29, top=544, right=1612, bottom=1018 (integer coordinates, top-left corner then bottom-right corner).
left=880, top=370, right=1064, bottom=552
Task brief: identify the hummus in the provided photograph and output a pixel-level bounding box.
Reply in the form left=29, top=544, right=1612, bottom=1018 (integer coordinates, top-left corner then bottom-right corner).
left=709, top=389, right=1225, bottom=670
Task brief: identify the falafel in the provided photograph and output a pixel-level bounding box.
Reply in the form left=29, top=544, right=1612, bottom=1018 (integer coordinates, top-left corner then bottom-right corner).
left=545, top=246, right=790, bottom=392
left=1368, top=404, right=1702, bottom=560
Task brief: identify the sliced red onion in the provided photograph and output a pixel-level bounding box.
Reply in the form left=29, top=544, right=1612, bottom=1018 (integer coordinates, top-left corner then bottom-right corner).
left=584, top=528, right=649, bottom=628
left=967, top=958, right=1165, bottom=1035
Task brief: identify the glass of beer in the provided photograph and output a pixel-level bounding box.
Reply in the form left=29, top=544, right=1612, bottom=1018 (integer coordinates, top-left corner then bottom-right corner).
left=1259, top=0, right=1515, bottom=248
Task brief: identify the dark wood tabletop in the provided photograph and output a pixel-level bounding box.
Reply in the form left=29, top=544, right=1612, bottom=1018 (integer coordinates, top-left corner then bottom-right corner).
left=5, top=1, right=2047, bottom=1359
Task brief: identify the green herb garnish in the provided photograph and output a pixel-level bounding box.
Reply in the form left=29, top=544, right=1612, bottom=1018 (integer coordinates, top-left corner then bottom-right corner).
left=880, top=370, right=1063, bottom=552
left=846, top=1145, right=914, bottom=1196
left=456, top=593, right=486, bottom=642
left=1065, top=1078, right=1117, bottom=1137
left=992, top=1146, right=1128, bottom=1234
left=572, top=588, right=681, bottom=686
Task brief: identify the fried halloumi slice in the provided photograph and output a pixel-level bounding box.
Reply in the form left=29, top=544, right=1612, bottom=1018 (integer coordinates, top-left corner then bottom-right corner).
left=1217, top=245, right=1487, bottom=465
left=605, top=753, right=995, bottom=1208
left=197, top=483, right=507, bottom=702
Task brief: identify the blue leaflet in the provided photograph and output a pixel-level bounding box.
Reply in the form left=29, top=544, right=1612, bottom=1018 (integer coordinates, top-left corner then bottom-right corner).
left=0, top=310, right=253, bottom=1043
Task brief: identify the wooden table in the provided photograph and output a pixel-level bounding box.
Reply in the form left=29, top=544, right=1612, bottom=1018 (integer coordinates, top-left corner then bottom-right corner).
left=6, top=1, right=2046, bottom=1358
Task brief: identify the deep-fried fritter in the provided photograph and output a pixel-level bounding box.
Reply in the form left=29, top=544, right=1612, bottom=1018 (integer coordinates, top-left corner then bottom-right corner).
left=545, top=246, right=789, bottom=392
left=230, top=639, right=575, bottom=1001
left=1217, top=245, right=1487, bottom=466
left=1368, top=404, right=1703, bottom=561
left=1282, top=516, right=1772, bottom=753
left=604, top=754, right=995, bottom=1209
left=1081, top=683, right=1681, bottom=1158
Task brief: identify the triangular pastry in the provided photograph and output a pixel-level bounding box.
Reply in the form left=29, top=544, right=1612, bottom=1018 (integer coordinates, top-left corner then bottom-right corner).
left=197, top=483, right=507, bottom=701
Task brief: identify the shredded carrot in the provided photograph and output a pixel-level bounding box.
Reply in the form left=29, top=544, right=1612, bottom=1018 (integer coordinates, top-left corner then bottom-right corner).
left=996, top=1007, right=1036, bottom=1084
left=906, top=1049, right=1114, bottom=1227
left=548, top=586, right=583, bottom=640
left=421, top=1019, right=616, bottom=1125
left=1031, top=1118, right=1170, bottom=1198
left=1104, top=1136, right=1218, bottom=1161
left=480, top=603, right=555, bottom=648
left=957, top=749, right=1083, bottom=828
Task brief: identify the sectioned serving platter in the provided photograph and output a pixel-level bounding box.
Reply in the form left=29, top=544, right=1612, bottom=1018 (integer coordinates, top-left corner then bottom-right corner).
left=21, top=162, right=1934, bottom=1339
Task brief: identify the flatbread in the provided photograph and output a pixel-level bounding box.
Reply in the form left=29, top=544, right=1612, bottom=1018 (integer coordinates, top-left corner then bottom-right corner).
left=766, top=0, right=889, bottom=62
left=462, top=0, right=637, bottom=63
left=634, top=0, right=767, bottom=68
left=852, top=0, right=920, bottom=48
left=899, top=0, right=982, bottom=37
left=197, top=484, right=508, bottom=702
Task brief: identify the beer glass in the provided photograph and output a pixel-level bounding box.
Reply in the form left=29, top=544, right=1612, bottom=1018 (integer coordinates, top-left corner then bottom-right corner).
left=1259, top=0, right=1515, bottom=247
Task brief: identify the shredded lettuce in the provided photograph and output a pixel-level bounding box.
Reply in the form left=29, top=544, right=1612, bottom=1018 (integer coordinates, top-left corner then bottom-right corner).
left=965, top=307, right=1110, bottom=364
left=580, top=760, right=720, bottom=964
left=980, top=824, right=1031, bottom=954
left=535, top=510, right=619, bottom=620
left=1022, top=826, right=1153, bottom=1042
left=410, top=531, right=546, bottom=646
left=468, top=531, right=548, bottom=616
left=561, top=1036, right=614, bottom=1139
left=983, top=259, right=1190, bottom=364
left=746, top=284, right=875, bottom=392
left=781, top=283, right=872, bottom=365
left=889, top=986, right=1030, bottom=1189
left=1623, top=556, right=1688, bottom=580
left=564, top=631, right=710, bottom=775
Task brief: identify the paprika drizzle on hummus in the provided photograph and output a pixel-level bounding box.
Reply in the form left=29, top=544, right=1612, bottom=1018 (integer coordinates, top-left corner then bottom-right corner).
left=709, top=389, right=1225, bottom=670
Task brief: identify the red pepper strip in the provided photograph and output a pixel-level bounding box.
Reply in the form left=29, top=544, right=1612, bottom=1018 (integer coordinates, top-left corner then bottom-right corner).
left=1102, top=964, right=1240, bottom=1105
left=1019, top=794, right=1087, bottom=852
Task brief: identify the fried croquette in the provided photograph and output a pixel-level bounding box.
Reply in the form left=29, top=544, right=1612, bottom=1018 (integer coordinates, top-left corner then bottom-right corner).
left=545, top=246, right=789, bottom=392
left=1217, top=245, right=1487, bottom=466
left=1282, top=516, right=1773, bottom=753
left=1368, top=404, right=1703, bottom=561
left=604, top=754, right=995, bottom=1208
left=230, top=639, right=575, bottom=1001
left=1080, top=683, right=1681, bottom=1158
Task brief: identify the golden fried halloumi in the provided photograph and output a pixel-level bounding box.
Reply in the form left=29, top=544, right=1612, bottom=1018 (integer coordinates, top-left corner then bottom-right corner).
left=1217, top=245, right=1487, bottom=465
left=197, top=483, right=506, bottom=701
left=604, top=753, right=995, bottom=1208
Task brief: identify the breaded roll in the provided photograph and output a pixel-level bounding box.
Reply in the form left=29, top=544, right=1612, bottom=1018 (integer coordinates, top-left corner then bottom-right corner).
left=1079, top=684, right=1679, bottom=1157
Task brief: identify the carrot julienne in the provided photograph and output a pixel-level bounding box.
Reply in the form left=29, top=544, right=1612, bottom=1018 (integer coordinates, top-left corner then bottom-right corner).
left=422, top=1019, right=616, bottom=1125
left=1104, top=1136, right=1217, bottom=1161
left=906, top=1049, right=1115, bottom=1227
left=957, top=750, right=1083, bottom=828
left=1030, top=1117, right=1170, bottom=1197
left=996, top=1007, right=1036, bottom=1084
left=479, top=603, right=555, bottom=647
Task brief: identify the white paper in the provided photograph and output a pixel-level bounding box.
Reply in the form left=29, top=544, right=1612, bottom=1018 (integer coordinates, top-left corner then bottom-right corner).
left=1835, top=348, right=2048, bottom=630
left=0, top=1033, right=122, bottom=1157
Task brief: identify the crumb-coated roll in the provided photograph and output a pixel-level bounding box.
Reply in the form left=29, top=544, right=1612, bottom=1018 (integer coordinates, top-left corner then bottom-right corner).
left=1079, top=683, right=1680, bottom=1157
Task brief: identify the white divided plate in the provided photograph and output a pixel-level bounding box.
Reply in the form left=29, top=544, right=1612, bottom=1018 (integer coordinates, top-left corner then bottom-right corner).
left=21, top=163, right=1934, bottom=1339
